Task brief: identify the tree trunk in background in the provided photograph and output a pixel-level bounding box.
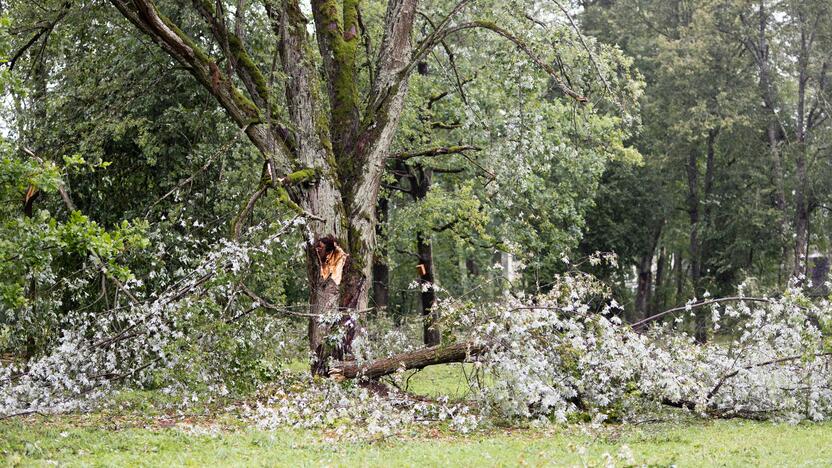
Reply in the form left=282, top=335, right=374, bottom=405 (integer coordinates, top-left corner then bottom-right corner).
left=793, top=144, right=809, bottom=279
left=686, top=146, right=706, bottom=343
left=634, top=255, right=652, bottom=321
left=746, top=1, right=791, bottom=283
left=674, top=250, right=684, bottom=305
left=651, top=246, right=667, bottom=316
left=410, top=165, right=440, bottom=346
left=809, top=253, right=830, bottom=296
left=391, top=157, right=442, bottom=345
left=372, top=197, right=390, bottom=313
left=792, top=19, right=810, bottom=279
left=685, top=129, right=719, bottom=344
left=634, top=222, right=662, bottom=320
left=703, top=128, right=718, bottom=224
left=466, top=257, right=480, bottom=277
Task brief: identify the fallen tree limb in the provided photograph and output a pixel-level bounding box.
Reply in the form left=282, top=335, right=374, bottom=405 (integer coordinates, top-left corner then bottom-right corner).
left=328, top=296, right=814, bottom=382
left=328, top=340, right=782, bottom=421
left=330, top=341, right=485, bottom=380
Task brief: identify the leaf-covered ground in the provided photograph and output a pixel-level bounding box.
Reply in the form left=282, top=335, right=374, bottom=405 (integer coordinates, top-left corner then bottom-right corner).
left=3, top=365, right=831, bottom=467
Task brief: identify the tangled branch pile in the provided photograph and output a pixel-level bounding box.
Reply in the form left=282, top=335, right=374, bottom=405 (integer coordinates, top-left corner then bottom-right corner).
left=452, top=275, right=832, bottom=423
left=3, top=259, right=831, bottom=428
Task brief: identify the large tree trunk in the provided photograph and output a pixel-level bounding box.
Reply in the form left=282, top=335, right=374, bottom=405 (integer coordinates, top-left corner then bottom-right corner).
left=108, top=0, right=585, bottom=376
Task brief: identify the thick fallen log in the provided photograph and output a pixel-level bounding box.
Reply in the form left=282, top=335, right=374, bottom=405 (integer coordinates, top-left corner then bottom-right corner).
left=330, top=341, right=485, bottom=380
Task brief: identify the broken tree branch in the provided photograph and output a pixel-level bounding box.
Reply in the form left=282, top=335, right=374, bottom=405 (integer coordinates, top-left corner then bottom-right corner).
left=22, top=147, right=76, bottom=212
left=330, top=341, right=485, bottom=380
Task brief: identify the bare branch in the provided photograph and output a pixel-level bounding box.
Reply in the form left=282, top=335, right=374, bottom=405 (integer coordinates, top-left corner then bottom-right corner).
left=109, top=0, right=295, bottom=175
left=630, top=297, right=775, bottom=330
left=393, top=145, right=481, bottom=160
left=412, top=21, right=588, bottom=104
left=707, top=352, right=832, bottom=402
left=416, top=10, right=469, bottom=104
left=5, top=1, right=71, bottom=71
left=550, top=0, right=612, bottom=96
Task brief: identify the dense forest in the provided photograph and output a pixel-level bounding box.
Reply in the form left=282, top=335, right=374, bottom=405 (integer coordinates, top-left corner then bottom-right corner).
left=1, top=0, right=832, bottom=449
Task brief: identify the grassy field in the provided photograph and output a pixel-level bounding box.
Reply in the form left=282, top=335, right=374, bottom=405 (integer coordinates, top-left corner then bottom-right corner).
left=3, top=417, right=831, bottom=467
left=2, top=365, right=831, bottom=467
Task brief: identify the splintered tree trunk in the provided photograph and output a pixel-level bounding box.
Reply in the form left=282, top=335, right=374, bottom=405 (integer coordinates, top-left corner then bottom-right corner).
left=407, top=165, right=440, bottom=346
left=417, top=232, right=440, bottom=346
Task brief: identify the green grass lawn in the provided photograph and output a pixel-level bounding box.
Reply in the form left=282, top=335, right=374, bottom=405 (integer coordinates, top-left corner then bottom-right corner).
left=2, top=365, right=831, bottom=467
left=3, top=417, right=831, bottom=467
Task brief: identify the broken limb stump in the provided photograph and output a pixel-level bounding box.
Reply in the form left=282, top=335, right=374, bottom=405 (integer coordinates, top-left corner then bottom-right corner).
left=330, top=341, right=485, bottom=380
